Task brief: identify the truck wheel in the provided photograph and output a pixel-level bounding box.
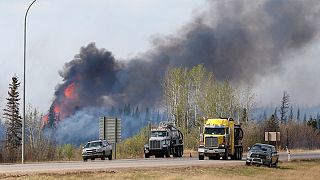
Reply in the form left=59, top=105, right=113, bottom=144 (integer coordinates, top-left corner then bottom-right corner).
left=199, top=154, right=204, bottom=160
left=173, top=147, right=178, bottom=157
left=165, top=151, right=170, bottom=158
left=108, top=150, right=112, bottom=160
left=223, top=149, right=229, bottom=160
left=91, top=158, right=95, bottom=160
left=231, top=148, right=237, bottom=160
left=83, top=158, right=87, bottom=162
left=145, top=153, right=150, bottom=158
left=180, top=146, right=183, bottom=157
left=239, top=147, right=243, bottom=160
left=177, top=147, right=181, bottom=157
left=101, top=151, right=106, bottom=160
left=273, top=159, right=278, bottom=167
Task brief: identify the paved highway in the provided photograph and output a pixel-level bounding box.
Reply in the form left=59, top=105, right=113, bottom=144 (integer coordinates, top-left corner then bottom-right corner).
left=0, top=151, right=319, bottom=175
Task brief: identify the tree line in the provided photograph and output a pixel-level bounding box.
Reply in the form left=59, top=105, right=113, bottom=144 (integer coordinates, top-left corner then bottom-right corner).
left=1, top=66, right=320, bottom=162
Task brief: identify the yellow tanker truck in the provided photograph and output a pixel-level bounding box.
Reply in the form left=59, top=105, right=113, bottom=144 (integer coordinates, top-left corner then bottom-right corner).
left=198, top=117, right=243, bottom=160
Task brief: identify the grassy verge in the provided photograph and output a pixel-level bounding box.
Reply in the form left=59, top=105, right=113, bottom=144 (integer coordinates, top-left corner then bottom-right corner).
left=2, top=159, right=320, bottom=180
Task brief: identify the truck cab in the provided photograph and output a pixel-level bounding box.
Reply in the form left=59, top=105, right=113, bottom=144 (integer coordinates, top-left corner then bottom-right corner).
left=144, top=121, right=183, bottom=158
left=198, top=118, right=243, bottom=160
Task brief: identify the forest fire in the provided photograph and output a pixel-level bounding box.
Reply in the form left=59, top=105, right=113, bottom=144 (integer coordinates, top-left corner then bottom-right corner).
left=64, top=83, right=76, bottom=99
left=54, top=104, right=61, bottom=114
left=42, top=82, right=79, bottom=128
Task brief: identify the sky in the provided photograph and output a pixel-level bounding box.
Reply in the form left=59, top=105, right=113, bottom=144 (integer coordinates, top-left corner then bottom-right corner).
left=1, top=0, right=320, bottom=114
left=0, top=0, right=207, bottom=112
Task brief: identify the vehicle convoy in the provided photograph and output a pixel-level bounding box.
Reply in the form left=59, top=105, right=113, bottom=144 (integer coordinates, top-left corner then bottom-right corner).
left=144, top=121, right=183, bottom=158
left=246, top=143, right=279, bottom=167
left=198, top=117, right=244, bottom=160
left=82, top=140, right=112, bottom=161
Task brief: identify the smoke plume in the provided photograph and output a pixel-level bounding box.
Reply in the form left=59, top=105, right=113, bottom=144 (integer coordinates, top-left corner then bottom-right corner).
left=48, top=0, right=320, bottom=144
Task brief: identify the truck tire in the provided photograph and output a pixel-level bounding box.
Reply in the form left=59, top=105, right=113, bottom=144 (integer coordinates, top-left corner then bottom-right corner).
left=173, top=146, right=179, bottom=157
left=101, top=151, right=106, bottom=160
left=108, top=150, right=112, bottom=160
left=91, top=158, right=95, bottom=160
left=199, top=154, right=204, bottom=160
left=165, top=149, right=170, bottom=158
left=83, top=158, right=87, bottom=162
left=233, top=147, right=241, bottom=160
left=223, top=149, right=228, bottom=160
left=145, top=153, right=150, bottom=158
left=177, top=146, right=183, bottom=157
left=238, top=147, right=243, bottom=160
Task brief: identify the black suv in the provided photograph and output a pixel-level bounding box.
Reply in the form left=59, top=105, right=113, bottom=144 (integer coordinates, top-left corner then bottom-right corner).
left=246, top=143, right=279, bottom=167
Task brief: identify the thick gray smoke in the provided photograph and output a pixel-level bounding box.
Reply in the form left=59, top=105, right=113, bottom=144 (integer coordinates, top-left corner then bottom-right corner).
left=52, top=0, right=320, bottom=144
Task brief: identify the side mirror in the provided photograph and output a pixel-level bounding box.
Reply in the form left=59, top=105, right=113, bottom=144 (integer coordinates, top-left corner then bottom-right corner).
left=82, top=147, right=84, bottom=149
left=247, top=147, right=250, bottom=151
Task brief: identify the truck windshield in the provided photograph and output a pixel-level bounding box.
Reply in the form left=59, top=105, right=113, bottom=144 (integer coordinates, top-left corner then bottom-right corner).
left=205, top=128, right=225, bottom=135
left=151, top=131, right=167, bottom=137
left=84, top=142, right=102, bottom=148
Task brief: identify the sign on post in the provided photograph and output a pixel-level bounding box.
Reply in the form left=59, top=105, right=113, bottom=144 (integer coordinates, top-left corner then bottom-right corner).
left=99, top=117, right=121, bottom=159
left=264, top=132, right=280, bottom=142
left=99, top=117, right=122, bottom=143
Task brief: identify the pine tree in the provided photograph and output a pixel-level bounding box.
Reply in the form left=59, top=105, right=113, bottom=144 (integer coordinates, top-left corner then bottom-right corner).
left=44, top=105, right=57, bottom=129
left=303, top=113, right=307, bottom=125
left=288, top=106, right=293, bottom=122
left=279, top=91, right=289, bottom=124
left=307, top=116, right=317, bottom=129
left=274, top=107, right=278, bottom=120
left=265, top=114, right=279, bottom=132
left=3, top=76, right=22, bottom=161
left=297, top=107, right=300, bottom=122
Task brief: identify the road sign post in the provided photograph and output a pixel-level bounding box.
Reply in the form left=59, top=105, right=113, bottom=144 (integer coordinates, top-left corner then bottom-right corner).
left=99, top=117, right=121, bottom=159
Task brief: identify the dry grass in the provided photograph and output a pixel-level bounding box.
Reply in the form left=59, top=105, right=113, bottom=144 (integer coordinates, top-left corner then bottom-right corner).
left=1, top=159, right=320, bottom=180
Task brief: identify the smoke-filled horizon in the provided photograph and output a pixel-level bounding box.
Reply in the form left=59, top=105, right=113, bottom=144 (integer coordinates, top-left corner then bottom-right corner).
left=48, top=0, right=320, bottom=144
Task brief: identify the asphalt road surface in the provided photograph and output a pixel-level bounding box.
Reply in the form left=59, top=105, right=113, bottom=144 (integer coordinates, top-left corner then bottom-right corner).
left=0, top=151, right=319, bottom=175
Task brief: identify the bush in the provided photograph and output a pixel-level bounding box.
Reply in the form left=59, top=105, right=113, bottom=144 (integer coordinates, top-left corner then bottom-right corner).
left=63, top=144, right=74, bottom=161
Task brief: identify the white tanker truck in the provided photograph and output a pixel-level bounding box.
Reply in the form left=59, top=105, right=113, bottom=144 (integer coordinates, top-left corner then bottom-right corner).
left=144, top=121, right=183, bottom=158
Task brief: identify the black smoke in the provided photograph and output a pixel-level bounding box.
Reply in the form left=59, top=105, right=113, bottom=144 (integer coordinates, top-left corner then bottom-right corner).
left=50, top=0, right=320, bottom=143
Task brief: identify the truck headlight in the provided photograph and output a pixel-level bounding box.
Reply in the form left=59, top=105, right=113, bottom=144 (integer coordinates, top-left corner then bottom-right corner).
left=162, top=140, right=167, bottom=145
left=96, top=148, right=103, bottom=152
left=82, top=149, right=86, bottom=154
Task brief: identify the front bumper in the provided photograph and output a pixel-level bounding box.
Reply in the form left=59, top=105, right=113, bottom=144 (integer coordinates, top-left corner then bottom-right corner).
left=144, top=147, right=169, bottom=155
left=82, top=152, right=105, bottom=158
left=246, top=157, right=270, bottom=165
left=198, top=147, right=225, bottom=156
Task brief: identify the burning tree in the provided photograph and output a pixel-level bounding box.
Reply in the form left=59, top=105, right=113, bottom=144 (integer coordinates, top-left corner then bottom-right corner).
left=3, top=76, right=22, bottom=162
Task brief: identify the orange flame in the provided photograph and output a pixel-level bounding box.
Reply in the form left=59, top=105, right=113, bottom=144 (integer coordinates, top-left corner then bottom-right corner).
left=54, top=104, right=61, bottom=114
left=64, top=83, right=76, bottom=98
left=41, top=114, right=49, bottom=128
left=42, top=114, right=49, bottom=123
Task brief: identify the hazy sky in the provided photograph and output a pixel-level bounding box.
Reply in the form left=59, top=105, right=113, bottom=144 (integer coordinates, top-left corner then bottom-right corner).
left=0, top=0, right=206, bottom=112
left=1, top=0, right=320, bottom=113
